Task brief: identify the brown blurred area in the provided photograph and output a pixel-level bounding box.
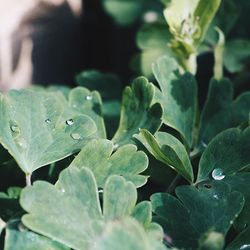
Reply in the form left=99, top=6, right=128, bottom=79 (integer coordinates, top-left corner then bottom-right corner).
left=0, top=0, right=82, bottom=92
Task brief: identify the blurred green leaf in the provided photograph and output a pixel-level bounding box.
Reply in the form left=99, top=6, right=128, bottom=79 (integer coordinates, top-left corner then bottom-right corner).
left=224, top=39, right=250, bottom=73
left=199, top=78, right=250, bottom=147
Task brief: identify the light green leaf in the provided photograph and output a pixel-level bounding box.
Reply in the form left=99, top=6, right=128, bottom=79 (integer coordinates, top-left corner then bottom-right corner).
left=135, top=129, right=193, bottom=183
left=152, top=56, right=197, bottom=148
left=151, top=182, right=244, bottom=249
left=197, top=127, right=250, bottom=183
left=4, top=220, right=69, bottom=250
left=69, top=139, right=148, bottom=187
left=132, top=201, right=152, bottom=228
left=68, top=87, right=106, bottom=138
left=91, top=218, right=168, bottom=250
left=224, top=39, right=250, bottom=73
left=199, top=78, right=250, bottom=147
left=112, top=77, right=162, bottom=147
left=20, top=167, right=164, bottom=250
left=0, top=89, right=97, bottom=173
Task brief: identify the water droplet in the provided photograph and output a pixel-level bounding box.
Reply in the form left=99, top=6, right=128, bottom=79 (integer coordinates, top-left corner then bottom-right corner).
left=212, top=168, right=225, bottom=180
left=240, top=245, right=250, bottom=250
left=10, top=124, right=19, bottom=133
left=45, top=118, right=51, bottom=124
left=213, top=194, right=219, bottom=199
left=73, top=104, right=77, bottom=108
left=71, top=133, right=81, bottom=140
left=201, top=141, right=207, bottom=148
left=66, top=119, right=74, bottom=126
left=230, top=220, right=234, bottom=225
left=85, top=95, right=92, bottom=101
left=17, top=138, right=27, bottom=150
left=98, top=188, right=103, bottom=194
left=113, top=143, right=119, bottom=151
left=61, top=189, right=65, bottom=193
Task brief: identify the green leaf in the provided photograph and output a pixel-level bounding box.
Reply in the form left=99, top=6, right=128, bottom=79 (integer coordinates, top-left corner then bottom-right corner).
left=137, top=23, right=171, bottom=51
left=91, top=218, right=168, bottom=250
left=103, top=175, right=137, bottom=220
left=197, top=127, right=250, bottom=183
left=69, top=139, right=148, bottom=187
left=103, top=0, right=143, bottom=26
left=224, top=39, right=250, bottom=73
left=20, top=167, right=165, bottom=250
left=68, top=87, right=106, bottom=138
left=134, top=129, right=194, bottom=183
left=136, top=23, right=173, bottom=76
left=226, top=227, right=250, bottom=250
left=226, top=174, right=250, bottom=232
left=4, top=220, right=69, bottom=250
left=0, top=89, right=97, bottom=173
left=199, top=78, right=250, bottom=147
left=151, top=182, right=244, bottom=249
left=75, top=70, right=122, bottom=100
left=152, top=56, right=197, bottom=147
left=112, top=77, right=162, bottom=147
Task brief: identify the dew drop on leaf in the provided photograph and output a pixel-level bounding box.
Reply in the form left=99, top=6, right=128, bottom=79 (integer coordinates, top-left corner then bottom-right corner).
left=71, top=133, right=81, bottom=140
left=45, top=119, right=51, bottom=124
left=240, top=244, right=250, bottom=249
left=66, top=119, right=74, bottom=126
left=113, top=143, right=119, bottom=151
left=85, top=95, right=92, bottom=101
left=211, top=168, right=225, bottom=180
left=61, top=189, right=65, bottom=193
left=10, top=124, right=19, bottom=133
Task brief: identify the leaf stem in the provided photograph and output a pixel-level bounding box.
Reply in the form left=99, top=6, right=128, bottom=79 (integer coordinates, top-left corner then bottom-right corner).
left=166, top=174, right=182, bottom=194
left=25, top=173, right=32, bottom=186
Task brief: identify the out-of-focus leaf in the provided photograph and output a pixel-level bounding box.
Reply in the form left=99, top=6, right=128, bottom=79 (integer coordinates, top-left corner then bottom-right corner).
left=224, top=39, right=250, bottom=73
left=199, top=78, right=250, bottom=147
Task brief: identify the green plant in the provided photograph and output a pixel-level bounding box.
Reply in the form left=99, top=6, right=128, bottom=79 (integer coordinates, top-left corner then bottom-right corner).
left=0, top=1, right=250, bottom=249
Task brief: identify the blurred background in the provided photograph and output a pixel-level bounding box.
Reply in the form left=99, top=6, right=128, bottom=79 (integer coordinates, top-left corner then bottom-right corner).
left=0, top=0, right=249, bottom=96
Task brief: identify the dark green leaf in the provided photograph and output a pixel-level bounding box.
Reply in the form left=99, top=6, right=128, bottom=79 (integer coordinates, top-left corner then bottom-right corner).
left=152, top=56, right=197, bottom=148
left=199, top=78, right=250, bottom=147
left=197, top=127, right=250, bottom=183
left=112, top=77, right=162, bottom=147
left=151, top=182, right=244, bottom=249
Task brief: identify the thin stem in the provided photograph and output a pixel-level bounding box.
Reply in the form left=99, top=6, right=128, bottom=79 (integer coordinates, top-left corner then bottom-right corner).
left=25, top=173, right=32, bottom=186
left=166, top=174, right=182, bottom=194
left=213, top=27, right=225, bottom=80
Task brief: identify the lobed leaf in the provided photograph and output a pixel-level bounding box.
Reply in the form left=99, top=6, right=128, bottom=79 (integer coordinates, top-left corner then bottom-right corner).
left=112, top=77, right=162, bottom=147
left=0, top=89, right=97, bottom=174
left=69, top=139, right=148, bottom=187
left=135, top=129, right=194, bottom=183
left=152, top=56, right=197, bottom=148
left=20, top=167, right=165, bottom=250
left=151, top=182, right=244, bottom=249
